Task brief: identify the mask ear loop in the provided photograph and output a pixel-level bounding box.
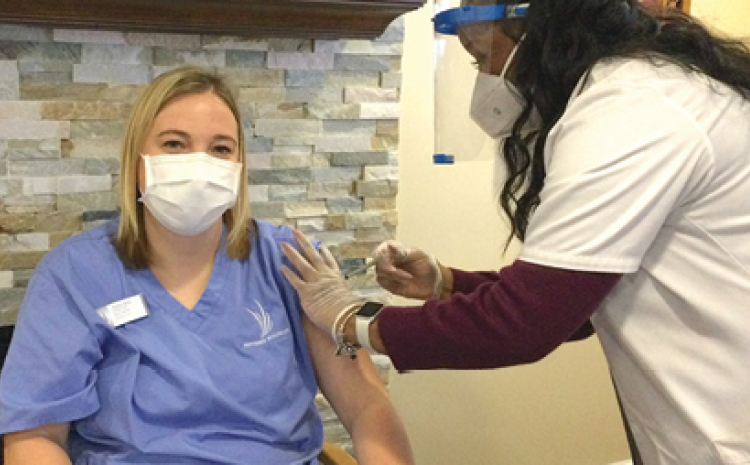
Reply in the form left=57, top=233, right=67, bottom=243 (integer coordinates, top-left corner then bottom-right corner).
left=499, top=33, right=525, bottom=81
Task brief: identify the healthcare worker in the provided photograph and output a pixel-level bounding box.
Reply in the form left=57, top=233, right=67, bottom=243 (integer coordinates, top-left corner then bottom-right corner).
left=282, top=1, right=750, bottom=464
left=0, top=66, right=414, bottom=465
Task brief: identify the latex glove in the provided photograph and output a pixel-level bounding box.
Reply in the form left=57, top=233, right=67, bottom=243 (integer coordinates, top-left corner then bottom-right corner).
left=372, top=240, right=443, bottom=300
left=281, top=229, right=365, bottom=342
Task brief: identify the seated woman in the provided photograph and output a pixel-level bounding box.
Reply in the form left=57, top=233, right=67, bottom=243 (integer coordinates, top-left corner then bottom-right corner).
left=0, top=66, right=413, bottom=465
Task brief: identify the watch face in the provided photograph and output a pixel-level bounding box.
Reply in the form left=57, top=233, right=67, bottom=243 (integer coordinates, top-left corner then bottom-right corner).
left=357, top=302, right=384, bottom=318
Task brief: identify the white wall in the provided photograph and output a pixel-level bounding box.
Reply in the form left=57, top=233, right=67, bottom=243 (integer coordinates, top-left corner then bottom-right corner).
left=391, top=1, right=749, bottom=464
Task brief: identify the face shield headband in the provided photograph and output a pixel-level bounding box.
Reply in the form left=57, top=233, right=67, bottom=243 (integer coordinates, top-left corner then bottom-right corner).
left=433, top=3, right=529, bottom=35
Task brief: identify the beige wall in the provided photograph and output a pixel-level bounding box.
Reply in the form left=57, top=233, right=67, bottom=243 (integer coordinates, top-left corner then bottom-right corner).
left=693, top=0, right=750, bottom=42
left=391, top=2, right=749, bottom=464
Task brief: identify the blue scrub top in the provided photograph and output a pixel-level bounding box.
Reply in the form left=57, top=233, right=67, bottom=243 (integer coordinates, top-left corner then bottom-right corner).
left=0, top=219, right=323, bottom=464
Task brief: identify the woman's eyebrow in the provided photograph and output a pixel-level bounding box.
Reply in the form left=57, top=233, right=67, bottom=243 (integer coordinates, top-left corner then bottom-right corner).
left=156, top=129, right=190, bottom=139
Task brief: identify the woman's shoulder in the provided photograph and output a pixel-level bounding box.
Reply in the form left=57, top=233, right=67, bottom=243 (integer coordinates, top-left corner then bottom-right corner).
left=251, top=219, right=295, bottom=242
left=37, top=219, right=120, bottom=274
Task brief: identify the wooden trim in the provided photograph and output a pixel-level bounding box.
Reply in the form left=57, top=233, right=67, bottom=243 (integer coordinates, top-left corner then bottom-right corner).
left=0, top=0, right=426, bottom=40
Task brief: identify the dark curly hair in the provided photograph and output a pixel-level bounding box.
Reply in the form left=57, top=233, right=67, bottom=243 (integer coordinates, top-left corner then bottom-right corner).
left=494, top=0, right=750, bottom=243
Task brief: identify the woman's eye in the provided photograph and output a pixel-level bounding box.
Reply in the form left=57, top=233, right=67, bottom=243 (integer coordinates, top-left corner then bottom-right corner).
left=162, top=140, right=184, bottom=151
left=211, top=145, right=234, bottom=157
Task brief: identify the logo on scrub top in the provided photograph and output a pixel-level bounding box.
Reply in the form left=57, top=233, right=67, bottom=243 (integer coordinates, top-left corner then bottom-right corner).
left=243, top=299, right=290, bottom=348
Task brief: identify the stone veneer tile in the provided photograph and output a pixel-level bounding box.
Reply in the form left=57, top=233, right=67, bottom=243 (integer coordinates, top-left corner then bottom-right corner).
left=344, top=86, right=399, bottom=103
left=334, top=55, right=399, bottom=72
left=153, top=48, right=226, bottom=67
left=56, top=191, right=118, bottom=212
left=344, top=211, right=384, bottom=229
left=325, top=71, right=380, bottom=87
left=255, top=102, right=305, bottom=119
left=246, top=153, right=272, bottom=170
left=0, top=42, right=81, bottom=62
left=380, top=71, right=402, bottom=88
left=296, top=217, right=326, bottom=232
left=338, top=40, right=403, bottom=56
left=0, top=173, right=19, bottom=193
left=66, top=140, right=122, bottom=159
left=331, top=152, right=389, bottom=167
left=306, top=102, right=360, bottom=120
left=364, top=165, right=398, bottom=181
left=81, top=44, right=153, bottom=65
left=268, top=184, right=307, bottom=201
left=201, top=36, right=268, bottom=51
left=359, top=102, right=400, bottom=119
left=124, top=33, right=202, bottom=49
left=225, top=69, right=285, bottom=88
left=0, top=232, right=50, bottom=252
left=247, top=184, right=269, bottom=202
left=307, top=181, right=353, bottom=200
left=73, top=64, right=151, bottom=85
left=0, top=101, right=41, bottom=120
left=268, top=39, right=313, bottom=53
left=322, top=120, right=376, bottom=135
left=270, top=154, right=311, bottom=169
left=20, top=82, right=107, bottom=100
left=70, top=121, right=126, bottom=140
left=17, top=61, right=73, bottom=83
left=248, top=168, right=312, bottom=185
left=267, top=52, right=335, bottom=71
left=53, top=29, right=127, bottom=45
left=237, top=87, right=286, bottom=104
left=22, top=177, right=57, bottom=195
left=375, top=120, right=399, bottom=136
left=0, top=25, right=52, bottom=42
left=285, top=87, right=343, bottom=104
left=249, top=201, right=285, bottom=219
left=10, top=159, right=86, bottom=177
left=254, top=119, right=320, bottom=138
left=0, top=288, right=24, bottom=325
left=364, top=196, right=397, bottom=211
left=35, top=212, right=82, bottom=232
left=284, top=200, right=327, bottom=218
left=0, top=60, right=19, bottom=100
left=225, top=51, right=266, bottom=68
left=273, top=135, right=317, bottom=147
left=41, top=101, right=132, bottom=120
left=246, top=137, right=274, bottom=153
left=354, top=227, right=394, bottom=242
left=356, top=179, right=398, bottom=197
left=83, top=158, right=120, bottom=175
left=56, top=175, right=112, bottom=194
left=0, top=271, right=11, bottom=288
left=310, top=167, right=361, bottom=183
left=315, top=134, right=373, bottom=153
left=326, top=197, right=362, bottom=214
left=0, top=120, right=69, bottom=139
left=285, top=70, right=326, bottom=88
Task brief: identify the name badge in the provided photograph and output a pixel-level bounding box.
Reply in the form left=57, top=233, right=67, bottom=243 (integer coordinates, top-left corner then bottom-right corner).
left=97, top=294, right=149, bottom=327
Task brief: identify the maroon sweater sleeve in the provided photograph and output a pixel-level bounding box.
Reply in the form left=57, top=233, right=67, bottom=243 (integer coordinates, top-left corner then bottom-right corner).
left=377, top=260, right=621, bottom=371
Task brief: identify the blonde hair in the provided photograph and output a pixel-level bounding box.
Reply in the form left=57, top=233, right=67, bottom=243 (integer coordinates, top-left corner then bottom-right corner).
left=115, top=66, right=251, bottom=268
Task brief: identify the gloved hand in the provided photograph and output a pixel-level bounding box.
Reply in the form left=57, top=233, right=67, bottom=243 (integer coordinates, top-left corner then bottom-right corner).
left=281, top=229, right=365, bottom=342
left=372, top=240, right=443, bottom=300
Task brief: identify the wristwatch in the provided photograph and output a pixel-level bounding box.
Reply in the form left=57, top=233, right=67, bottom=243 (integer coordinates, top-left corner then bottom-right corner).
left=355, top=302, right=385, bottom=353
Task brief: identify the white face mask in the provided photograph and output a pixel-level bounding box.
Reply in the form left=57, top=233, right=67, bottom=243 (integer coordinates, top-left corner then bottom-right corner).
left=139, top=152, right=242, bottom=236
left=469, top=40, right=541, bottom=139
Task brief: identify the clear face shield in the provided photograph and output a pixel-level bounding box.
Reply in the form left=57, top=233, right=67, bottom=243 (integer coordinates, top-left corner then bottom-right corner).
left=431, top=1, right=529, bottom=164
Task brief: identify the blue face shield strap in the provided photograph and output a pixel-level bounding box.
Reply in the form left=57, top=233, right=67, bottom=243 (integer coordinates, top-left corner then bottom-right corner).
left=433, top=3, right=529, bottom=35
